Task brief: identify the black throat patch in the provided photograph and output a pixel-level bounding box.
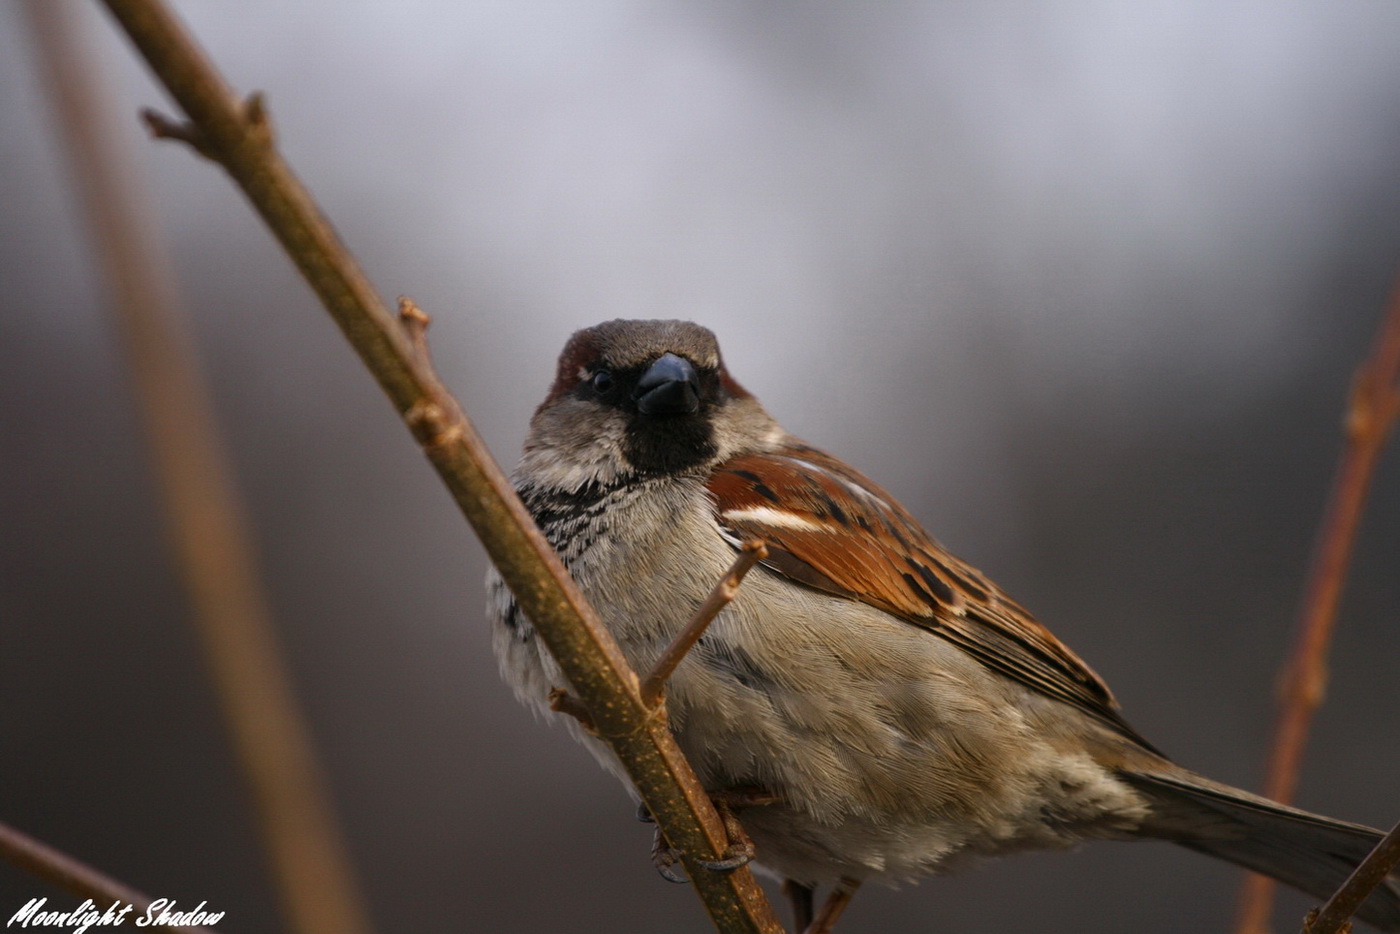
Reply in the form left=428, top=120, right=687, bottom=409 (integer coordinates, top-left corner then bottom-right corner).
left=622, top=414, right=717, bottom=477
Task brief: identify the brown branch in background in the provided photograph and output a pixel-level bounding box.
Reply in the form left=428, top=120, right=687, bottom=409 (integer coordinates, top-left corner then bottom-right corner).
left=22, top=5, right=375, bottom=934
left=92, top=1, right=783, bottom=931
left=1234, top=278, right=1400, bottom=934
left=1305, top=819, right=1400, bottom=934
left=0, top=820, right=218, bottom=934
left=641, top=540, right=769, bottom=708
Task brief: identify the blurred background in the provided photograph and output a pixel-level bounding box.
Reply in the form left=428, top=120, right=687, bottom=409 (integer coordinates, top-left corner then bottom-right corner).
left=3, top=2, right=1400, bottom=932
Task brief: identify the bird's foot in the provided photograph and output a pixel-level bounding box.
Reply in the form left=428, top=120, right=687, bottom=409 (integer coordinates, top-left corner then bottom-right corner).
left=694, top=799, right=755, bottom=871
left=648, top=825, right=689, bottom=884
left=638, top=786, right=777, bottom=879
left=696, top=786, right=778, bottom=871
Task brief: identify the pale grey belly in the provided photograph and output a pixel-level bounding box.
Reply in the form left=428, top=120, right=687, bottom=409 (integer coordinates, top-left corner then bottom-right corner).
left=489, top=559, right=1151, bottom=887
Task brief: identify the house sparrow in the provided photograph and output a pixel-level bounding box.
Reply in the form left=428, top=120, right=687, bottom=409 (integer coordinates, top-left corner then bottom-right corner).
left=487, top=319, right=1400, bottom=931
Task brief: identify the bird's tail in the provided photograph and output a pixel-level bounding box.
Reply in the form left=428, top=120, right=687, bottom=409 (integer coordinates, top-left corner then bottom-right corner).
left=1121, top=769, right=1400, bottom=931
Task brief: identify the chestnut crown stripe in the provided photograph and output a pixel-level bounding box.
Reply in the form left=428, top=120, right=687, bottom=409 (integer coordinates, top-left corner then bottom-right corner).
left=707, top=446, right=1158, bottom=751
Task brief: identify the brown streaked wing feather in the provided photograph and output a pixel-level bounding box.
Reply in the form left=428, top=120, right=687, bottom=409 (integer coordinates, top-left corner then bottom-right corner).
left=707, top=447, right=1158, bottom=751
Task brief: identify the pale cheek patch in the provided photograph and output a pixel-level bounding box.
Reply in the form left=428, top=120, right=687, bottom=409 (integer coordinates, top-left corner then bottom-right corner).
left=722, top=505, right=828, bottom=531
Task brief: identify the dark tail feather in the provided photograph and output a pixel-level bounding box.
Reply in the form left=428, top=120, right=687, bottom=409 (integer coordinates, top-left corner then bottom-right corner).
left=1122, top=769, right=1400, bottom=932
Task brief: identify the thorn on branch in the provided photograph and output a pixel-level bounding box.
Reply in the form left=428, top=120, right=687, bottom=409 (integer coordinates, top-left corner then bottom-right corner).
left=548, top=688, right=597, bottom=735
left=640, top=540, right=768, bottom=708
left=141, top=107, right=216, bottom=159
left=140, top=91, right=271, bottom=162
left=403, top=399, right=462, bottom=450
left=242, top=91, right=272, bottom=146
left=394, top=298, right=464, bottom=449
left=396, top=295, right=432, bottom=362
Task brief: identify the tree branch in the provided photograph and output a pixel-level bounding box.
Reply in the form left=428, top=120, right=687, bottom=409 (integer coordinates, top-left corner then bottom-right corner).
left=22, top=5, right=374, bottom=933
left=1234, top=276, right=1400, bottom=934
left=1304, top=818, right=1400, bottom=934
left=93, top=1, right=783, bottom=930
left=0, top=820, right=218, bottom=934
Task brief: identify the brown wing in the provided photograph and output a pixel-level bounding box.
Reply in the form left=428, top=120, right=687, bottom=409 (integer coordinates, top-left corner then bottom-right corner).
left=707, top=445, right=1158, bottom=751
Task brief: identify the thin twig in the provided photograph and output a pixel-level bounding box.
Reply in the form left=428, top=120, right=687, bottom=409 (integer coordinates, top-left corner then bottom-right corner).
left=94, top=2, right=783, bottom=931
left=1234, top=277, right=1400, bottom=934
left=1304, top=818, right=1400, bottom=934
left=641, top=541, right=769, bottom=707
left=0, top=820, right=218, bottom=934
left=22, top=6, right=375, bottom=934
left=806, top=879, right=861, bottom=934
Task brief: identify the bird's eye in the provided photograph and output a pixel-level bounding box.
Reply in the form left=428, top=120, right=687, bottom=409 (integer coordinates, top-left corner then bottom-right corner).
left=590, top=369, right=614, bottom=393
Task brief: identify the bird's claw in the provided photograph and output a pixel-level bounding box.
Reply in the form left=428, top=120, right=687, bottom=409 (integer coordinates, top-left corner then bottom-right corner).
left=697, top=840, right=755, bottom=872
left=650, top=827, right=689, bottom=884
left=699, top=795, right=758, bottom=872
left=643, top=787, right=773, bottom=880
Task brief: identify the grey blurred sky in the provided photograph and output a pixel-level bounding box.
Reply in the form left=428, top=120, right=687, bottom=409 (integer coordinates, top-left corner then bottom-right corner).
left=3, top=3, right=1400, bottom=933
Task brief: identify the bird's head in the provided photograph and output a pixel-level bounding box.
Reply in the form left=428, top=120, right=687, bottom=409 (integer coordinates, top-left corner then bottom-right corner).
left=521, top=319, right=782, bottom=490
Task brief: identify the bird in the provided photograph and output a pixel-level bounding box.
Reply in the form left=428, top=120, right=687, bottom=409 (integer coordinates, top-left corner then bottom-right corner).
left=486, top=318, right=1399, bottom=932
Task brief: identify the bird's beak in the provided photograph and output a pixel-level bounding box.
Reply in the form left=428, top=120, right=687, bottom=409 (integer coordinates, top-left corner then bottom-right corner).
left=633, top=353, right=701, bottom=415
